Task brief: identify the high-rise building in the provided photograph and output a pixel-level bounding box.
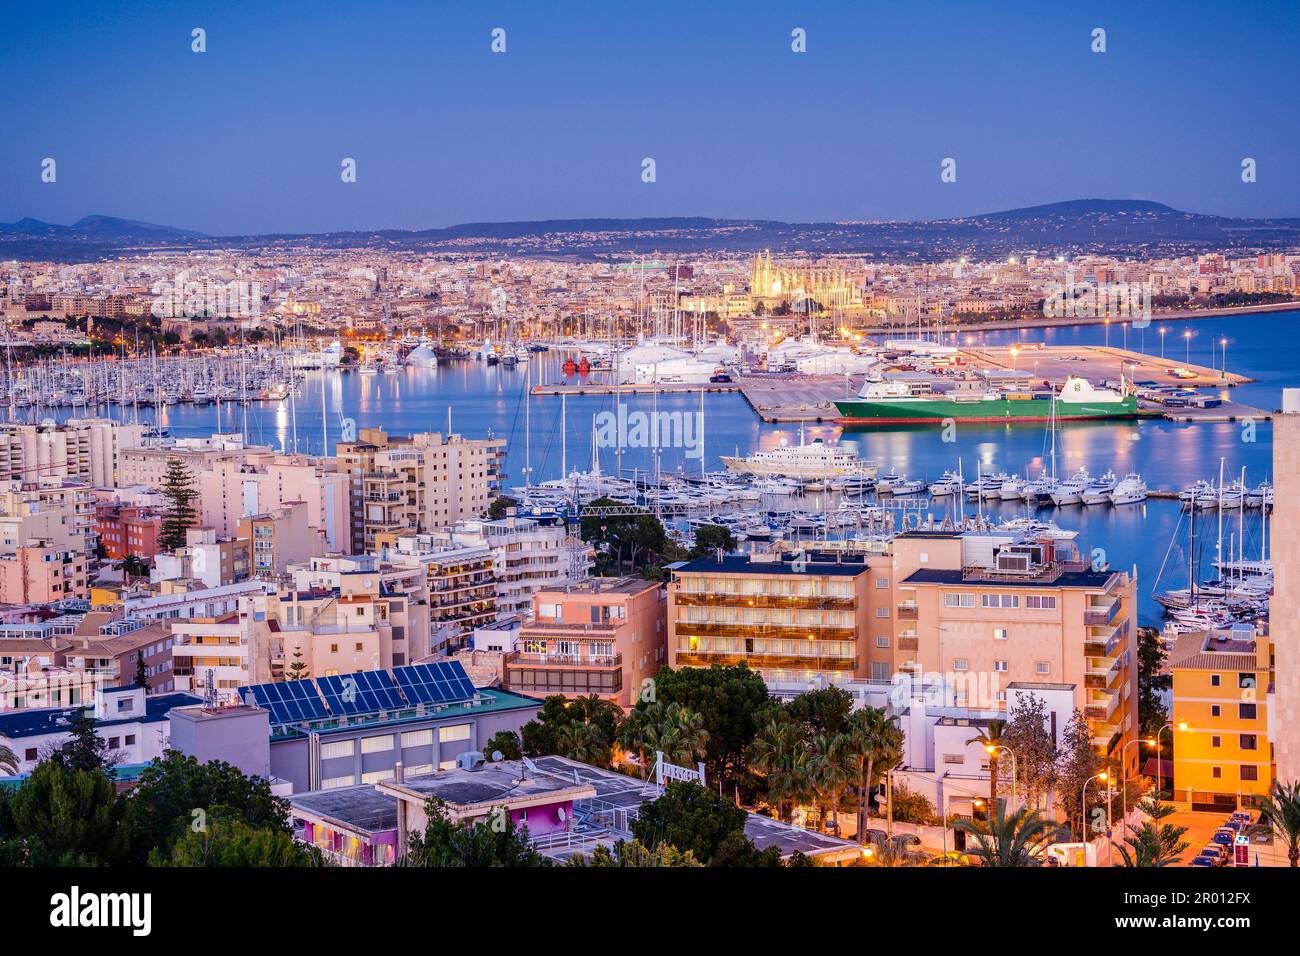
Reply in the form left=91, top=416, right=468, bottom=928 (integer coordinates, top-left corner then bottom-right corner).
left=1269, top=388, right=1300, bottom=786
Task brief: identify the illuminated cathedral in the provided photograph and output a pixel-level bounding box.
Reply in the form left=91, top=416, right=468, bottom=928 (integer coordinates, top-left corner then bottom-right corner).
left=749, top=251, right=860, bottom=311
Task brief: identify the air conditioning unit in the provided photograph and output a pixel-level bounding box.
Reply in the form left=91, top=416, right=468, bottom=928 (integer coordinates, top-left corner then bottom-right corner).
left=456, top=750, right=486, bottom=771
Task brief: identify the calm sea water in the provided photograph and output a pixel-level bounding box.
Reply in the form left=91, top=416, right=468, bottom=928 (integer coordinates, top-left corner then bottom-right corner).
left=40, top=310, right=1300, bottom=625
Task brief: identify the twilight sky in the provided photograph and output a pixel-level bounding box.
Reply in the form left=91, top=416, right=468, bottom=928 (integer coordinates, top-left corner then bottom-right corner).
left=3, top=0, right=1297, bottom=235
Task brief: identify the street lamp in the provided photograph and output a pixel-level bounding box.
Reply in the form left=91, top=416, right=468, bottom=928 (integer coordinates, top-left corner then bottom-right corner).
left=1159, top=327, right=1167, bottom=359
left=1184, top=329, right=1192, bottom=364
left=1120, top=737, right=1157, bottom=838
left=1220, top=337, right=1228, bottom=378
left=1082, top=771, right=1109, bottom=850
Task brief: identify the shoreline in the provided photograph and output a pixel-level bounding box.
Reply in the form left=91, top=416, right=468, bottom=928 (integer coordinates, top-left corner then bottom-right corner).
left=862, top=300, right=1299, bottom=337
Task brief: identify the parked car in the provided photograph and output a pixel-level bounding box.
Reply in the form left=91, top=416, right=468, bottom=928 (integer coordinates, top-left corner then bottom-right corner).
left=928, top=851, right=975, bottom=867
left=1211, top=827, right=1236, bottom=846
left=1192, top=845, right=1226, bottom=867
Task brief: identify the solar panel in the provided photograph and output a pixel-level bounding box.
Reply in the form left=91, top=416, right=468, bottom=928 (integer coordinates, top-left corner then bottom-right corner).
left=392, top=661, right=476, bottom=705
left=317, top=670, right=404, bottom=715
left=243, top=679, right=329, bottom=724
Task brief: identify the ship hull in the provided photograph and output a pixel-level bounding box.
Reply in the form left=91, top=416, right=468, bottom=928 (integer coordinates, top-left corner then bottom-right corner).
left=834, top=396, right=1140, bottom=424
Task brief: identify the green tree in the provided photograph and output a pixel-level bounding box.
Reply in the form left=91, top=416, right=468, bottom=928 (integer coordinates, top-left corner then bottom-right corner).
left=565, top=838, right=702, bottom=867
left=162, top=818, right=327, bottom=867
left=644, top=665, right=776, bottom=792
left=484, top=730, right=522, bottom=761
left=1055, top=708, right=1101, bottom=838
left=844, top=706, right=903, bottom=841
left=1254, top=780, right=1300, bottom=867
left=953, top=799, right=1066, bottom=867
left=748, top=719, right=809, bottom=823
left=966, top=718, right=1008, bottom=810
left=158, top=457, right=199, bottom=552
left=579, top=497, right=672, bottom=575
left=554, top=721, right=611, bottom=767
left=631, top=781, right=749, bottom=865
left=134, top=650, right=149, bottom=690
left=786, top=687, right=854, bottom=737
left=8, top=761, right=123, bottom=866
left=689, top=523, right=736, bottom=559
left=48, top=709, right=115, bottom=772
left=121, top=751, right=291, bottom=865
left=1001, top=692, right=1058, bottom=809
left=888, top=784, right=939, bottom=826
left=286, top=647, right=309, bottom=681
left=1114, top=797, right=1189, bottom=867
left=808, top=733, right=855, bottom=835
left=404, top=798, right=550, bottom=867
left=487, top=495, right=517, bottom=520
left=0, top=745, right=17, bottom=776
left=1137, top=626, right=1172, bottom=739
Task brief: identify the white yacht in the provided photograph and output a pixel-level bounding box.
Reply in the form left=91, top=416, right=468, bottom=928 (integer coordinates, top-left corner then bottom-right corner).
left=721, top=437, right=877, bottom=480
left=928, top=471, right=963, bottom=496
left=993, top=517, right=1079, bottom=541
left=1049, top=468, right=1091, bottom=506
left=1108, top=472, right=1149, bottom=505
left=1246, top=481, right=1273, bottom=509
left=998, top=475, right=1026, bottom=500
left=1080, top=470, right=1118, bottom=505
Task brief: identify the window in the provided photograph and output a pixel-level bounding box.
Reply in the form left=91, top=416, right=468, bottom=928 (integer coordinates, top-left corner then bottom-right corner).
left=438, top=760, right=457, bottom=770
left=321, top=740, right=356, bottom=759
left=330, top=643, right=339, bottom=653
left=108, top=737, right=120, bottom=749
left=952, top=659, right=968, bottom=671
left=116, top=698, right=134, bottom=713
left=1211, top=705, right=1221, bottom=717
left=1025, top=595, right=1056, bottom=609
left=1035, top=662, right=1050, bottom=674
left=944, top=593, right=975, bottom=608
left=1238, top=672, right=1257, bottom=689
left=1212, top=766, right=1222, bottom=779
left=361, top=734, right=394, bottom=754
left=355, top=643, right=363, bottom=652
left=918, top=552, right=929, bottom=564
left=993, top=661, right=1008, bottom=672
left=875, top=637, right=890, bottom=648
left=1240, top=734, right=1258, bottom=751
left=1240, top=703, right=1257, bottom=720
left=439, top=724, right=471, bottom=744
left=875, top=607, right=889, bottom=618
left=1240, top=765, right=1259, bottom=782
left=402, top=729, right=433, bottom=748
left=322, top=775, right=355, bottom=790
left=1211, top=736, right=1221, bottom=748
left=993, top=628, right=1008, bottom=641
left=124, top=735, right=136, bottom=746
left=875, top=577, right=889, bottom=589
left=982, top=594, right=1019, bottom=609
left=1210, top=674, right=1221, bottom=687
left=25, top=748, right=37, bottom=761
left=361, top=769, right=393, bottom=784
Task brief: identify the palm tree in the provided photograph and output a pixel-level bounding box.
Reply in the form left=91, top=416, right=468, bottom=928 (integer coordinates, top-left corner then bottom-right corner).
left=1114, top=796, right=1189, bottom=866
left=555, top=721, right=608, bottom=766
left=844, top=706, right=902, bottom=843
left=657, top=703, right=708, bottom=768
left=749, top=719, right=810, bottom=823
left=966, top=718, right=1008, bottom=811
left=952, top=798, right=1066, bottom=867
left=1254, top=780, right=1300, bottom=867
left=617, top=707, right=656, bottom=779
left=0, top=744, right=17, bottom=776
left=808, top=733, right=855, bottom=836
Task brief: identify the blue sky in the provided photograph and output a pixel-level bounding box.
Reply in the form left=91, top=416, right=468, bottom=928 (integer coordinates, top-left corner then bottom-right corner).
left=2, top=0, right=1297, bottom=234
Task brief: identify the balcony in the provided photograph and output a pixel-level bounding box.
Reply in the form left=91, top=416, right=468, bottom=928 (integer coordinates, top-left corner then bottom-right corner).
left=673, top=621, right=856, bottom=641
left=897, top=637, right=919, bottom=651
left=675, top=592, right=855, bottom=611
left=1084, top=596, right=1122, bottom=627
left=522, top=620, right=620, bottom=636
left=675, top=649, right=857, bottom=671
left=505, top=651, right=622, bottom=669
left=896, top=603, right=918, bottom=621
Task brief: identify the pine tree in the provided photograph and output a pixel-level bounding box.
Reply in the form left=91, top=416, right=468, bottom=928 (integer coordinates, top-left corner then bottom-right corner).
left=286, top=647, right=309, bottom=681
left=134, top=650, right=149, bottom=691
left=158, top=457, right=198, bottom=552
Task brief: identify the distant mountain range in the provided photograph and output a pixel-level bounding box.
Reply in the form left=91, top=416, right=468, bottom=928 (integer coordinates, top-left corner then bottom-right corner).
left=5, top=201, right=1300, bottom=262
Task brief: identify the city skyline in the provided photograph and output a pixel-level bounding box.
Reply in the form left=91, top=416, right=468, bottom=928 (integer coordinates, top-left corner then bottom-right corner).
left=4, top=1, right=1299, bottom=235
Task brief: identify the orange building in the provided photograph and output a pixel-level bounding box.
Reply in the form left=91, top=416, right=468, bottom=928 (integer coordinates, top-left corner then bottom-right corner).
left=506, top=577, right=665, bottom=707
left=96, top=504, right=163, bottom=560
left=0, top=543, right=89, bottom=604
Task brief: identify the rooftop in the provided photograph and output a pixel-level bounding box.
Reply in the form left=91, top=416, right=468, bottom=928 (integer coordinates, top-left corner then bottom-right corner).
left=674, top=554, right=870, bottom=578
left=0, top=692, right=203, bottom=740
left=378, top=758, right=595, bottom=812
left=903, top=567, right=1115, bottom=589
left=290, top=785, right=398, bottom=836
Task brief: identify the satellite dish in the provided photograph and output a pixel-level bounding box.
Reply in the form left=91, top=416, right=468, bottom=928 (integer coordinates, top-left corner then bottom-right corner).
left=557, top=807, right=566, bottom=821
left=522, top=757, right=539, bottom=773
left=491, top=750, right=504, bottom=762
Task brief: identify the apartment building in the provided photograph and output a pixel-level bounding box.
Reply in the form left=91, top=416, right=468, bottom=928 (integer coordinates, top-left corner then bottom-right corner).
left=888, top=531, right=1139, bottom=774
left=118, top=433, right=265, bottom=489
left=275, top=554, right=433, bottom=675
left=379, top=534, right=497, bottom=648
left=335, top=428, right=506, bottom=553
left=152, top=527, right=251, bottom=589
left=238, top=501, right=323, bottom=576
left=0, top=543, right=89, bottom=604
left=199, top=451, right=349, bottom=552
left=95, top=504, right=163, bottom=560
left=1172, top=627, right=1275, bottom=811
left=667, top=552, right=874, bottom=684
left=450, top=513, right=593, bottom=619
left=507, top=576, right=665, bottom=707
left=0, top=417, right=146, bottom=487
left=0, top=478, right=97, bottom=556
left=1269, top=388, right=1300, bottom=786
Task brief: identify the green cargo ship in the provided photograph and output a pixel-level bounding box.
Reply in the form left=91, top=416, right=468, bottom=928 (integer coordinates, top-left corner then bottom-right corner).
left=834, top=375, right=1140, bottom=424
